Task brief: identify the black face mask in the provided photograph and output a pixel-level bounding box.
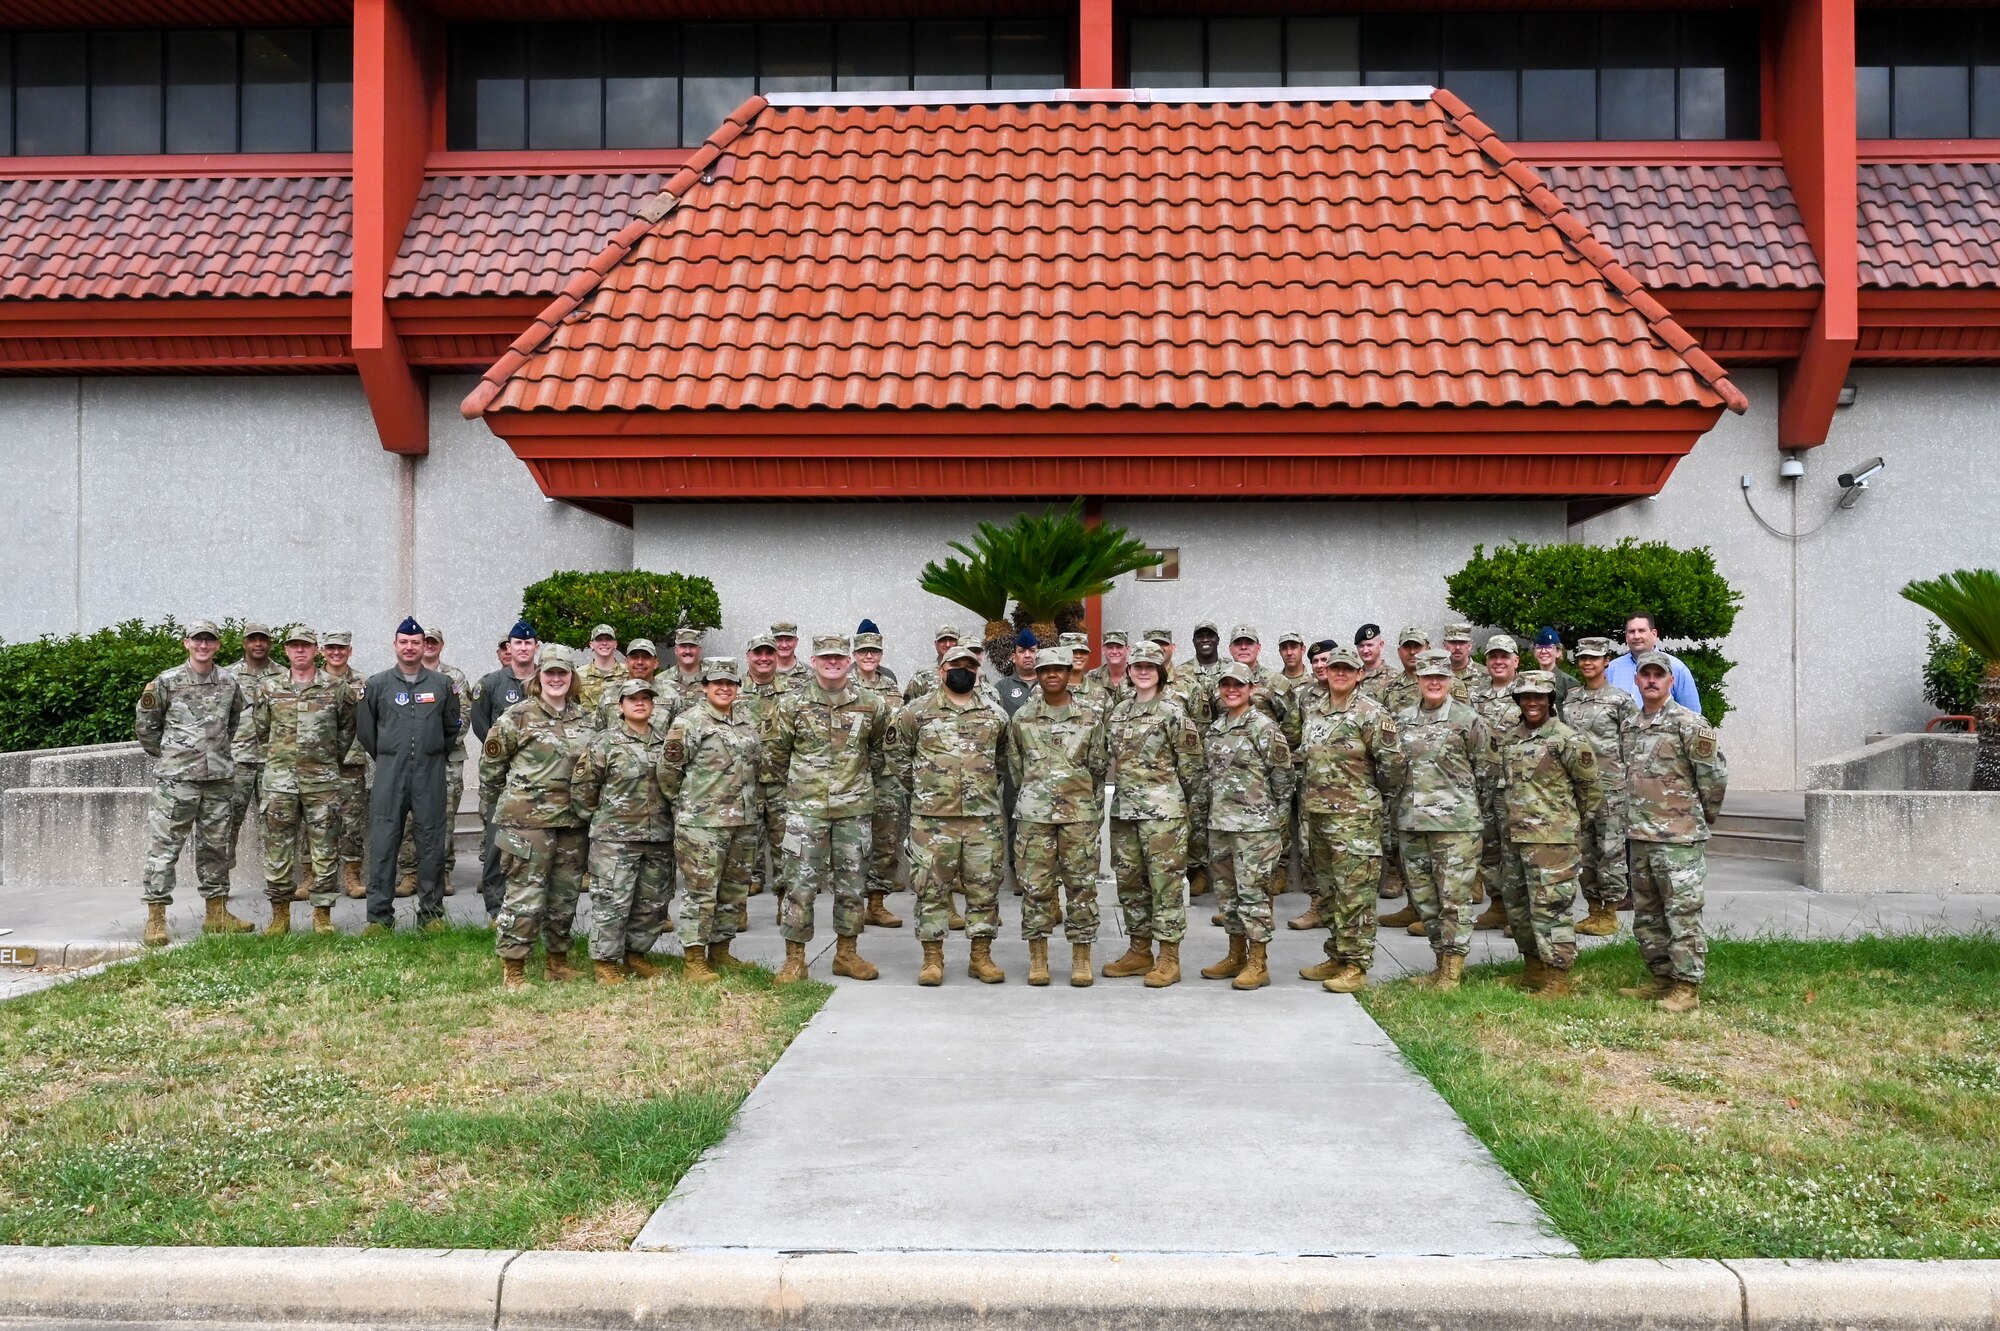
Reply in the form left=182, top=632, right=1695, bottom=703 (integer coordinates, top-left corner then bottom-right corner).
left=944, top=667, right=978, bottom=694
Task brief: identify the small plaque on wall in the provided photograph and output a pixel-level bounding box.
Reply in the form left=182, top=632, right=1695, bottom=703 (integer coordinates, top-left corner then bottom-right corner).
left=1135, top=549, right=1180, bottom=581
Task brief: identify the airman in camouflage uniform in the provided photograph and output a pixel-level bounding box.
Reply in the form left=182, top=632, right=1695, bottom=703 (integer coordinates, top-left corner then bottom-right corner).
left=765, top=634, right=896, bottom=984
left=770, top=621, right=812, bottom=685
left=1354, top=624, right=1394, bottom=707
left=319, top=631, right=371, bottom=899
left=741, top=633, right=792, bottom=907
left=574, top=624, right=629, bottom=715
left=1393, top=649, right=1498, bottom=991
left=134, top=619, right=251, bottom=945
left=1007, top=647, right=1109, bottom=987
left=1443, top=623, right=1483, bottom=697
left=395, top=627, right=473, bottom=897
left=253, top=628, right=355, bottom=935
left=1060, top=632, right=1111, bottom=711
left=1083, top=630, right=1132, bottom=705
left=1101, top=643, right=1205, bottom=988
left=670, top=627, right=707, bottom=693
left=897, top=646, right=1010, bottom=985
left=850, top=623, right=908, bottom=930
left=1198, top=661, right=1294, bottom=990
left=900, top=623, right=959, bottom=702
left=1376, top=626, right=1443, bottom=930
left=1468, top=634, right=1524, bottom=926
left=660, top=658, right=765, bottom=976
left=1562, top=636, right=1639, bottom=936
left=573, top=677, right=675, bottom=984
left=225, top=623, right=283, bottom=875
left=1494, top=671, right=1603, bottom=997
left=1619, top=651, right=1728, bottom=1012
left=1294, top=645, right=1406, bottom=994
left=480, top=645, right=592, bottom=987
left=1173, top=621, right=1226, bottom=894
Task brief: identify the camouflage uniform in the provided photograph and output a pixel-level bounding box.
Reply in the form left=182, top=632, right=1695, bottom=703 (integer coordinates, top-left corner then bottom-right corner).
left=572, top=709, right=674, bottom=963
left=574, top=657, right=629, bottom=716
left=254, top=667, right=356, bottom=908
left=1625, top=695, right=1728, bottom=984
left=135, top=660, right=246, bottom=903
left=1469, top=673, right=1523, bottom=900
left=741, top=673, right=792, bottom=899
left=1495, top=685, right=1603, bottom=972
left=852, top=665, right=907, bottom=900
left=1006, top=691, right=1109, bottom=944
left=480, top=692, right=591, bottom=962
left=1562, top=677, right=1639, bottom=909
left=322, top=663, right=370, bottom=876
left=660, top=697, right=764, bottom=948
left=1394, top=686, right=1497, bottom=958
left=225, top=653, right=284, bottom=870
left=1106, top=691, right=1205, bottom=945
left=897, top=687, right=1009, bottom=942
left=1170, top=659, right=1223, bottom=875
left=764, top=679, right=895, bottom=943
left=1083, top=663, right=1133, bottom=707
left=1205, top=702, right=1294, bottom=943
left=398, top=659, right=473, bottom=886
left=1296, top=685, right=1405, bottom=969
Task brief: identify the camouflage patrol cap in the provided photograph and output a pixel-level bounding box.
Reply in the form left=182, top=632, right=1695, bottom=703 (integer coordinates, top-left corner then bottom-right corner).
left=853, top=631, right=885, bottom=651
left=1321, top=645, right=1363, bottom=668
left=744, top=633, right=776, bottom=652
left=1103, top=631, right=1128, bottom=647
left=702, top=657, right=743, bottom=683
left=1128, top=643, right=1166, bottom=668
left=1398, top=626, right=1429, bottom=647
left=242, top=621, right=273, bottom=639
left=1217, top=661, right=1255, bottom=685
left=1193, top=620, right=1220, bottom=636
left=626, top=638, right=658, bottom=657
left=617, top=677, right=659, bottom=699
left=1574, top=636, right=1616, bottom=659
left=1143, top=627, right=1173, bottom=644
left=1059, top=632, right=1089, bottom=651
left=284, top=626, right=319, bottom=646
left=1034, top=647, right=1071, bottom=671
left=1443, top=623, right=1475, bottom=643
left=1632, top=649, right=1674, bottom=673
left=940, top=645, right=979, bottom=668
left=812, top=634, right=851, bottom=658
left=933, top=624, right=963, bottom=643
left=1277, top=630, right=1304, bottom=647
left=1229, top=624, right=1260, bottom=644
left=186, top=618, right=223, bottom=639
left=1510, top=670, right=1558, bottom=696
left=1484, top=633, right=1520, bottom=657
left=590, top=623, right=617, bottom=642
left=770, top=621, right=800, bottom=637
left=321, top=630, right=352, bottom=647
left=1415, top=649, right=1454, bottom=678
left=674, top=628, right=704, bottom=647
left=536, top=644, right=573, bottom=673
left=421, top=624, right=445, bottom=643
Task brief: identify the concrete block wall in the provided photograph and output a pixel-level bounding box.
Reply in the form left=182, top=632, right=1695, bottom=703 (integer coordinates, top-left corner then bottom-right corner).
left=2, top=785, right=266, bottom=892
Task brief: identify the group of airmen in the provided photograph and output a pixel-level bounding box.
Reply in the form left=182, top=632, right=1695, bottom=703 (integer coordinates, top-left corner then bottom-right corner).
left=134, top=608, right=1727, bottom=1009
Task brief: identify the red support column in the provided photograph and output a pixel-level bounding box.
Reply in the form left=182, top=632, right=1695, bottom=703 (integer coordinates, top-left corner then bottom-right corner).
left=1083, top=497, right=1105, bottom=668
left=1077, top=0, right=1116, bottom=89
left=1774, top=0, right=1858, bottom=450
left=353, top=0, right=435, bottom=455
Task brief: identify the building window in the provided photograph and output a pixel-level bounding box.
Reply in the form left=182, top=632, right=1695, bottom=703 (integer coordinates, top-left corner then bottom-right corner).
left=1127, top=11, right=1759, bottom=141
left=446, top=20, right=1068, bottom=151
left=0, top=27, right=350, bottom=156
left=1857, top=10, right=2000, bottom=138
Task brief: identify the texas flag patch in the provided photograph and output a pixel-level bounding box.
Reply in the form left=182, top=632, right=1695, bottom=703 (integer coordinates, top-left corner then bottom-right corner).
left=416, top=692, right=438, bottom=703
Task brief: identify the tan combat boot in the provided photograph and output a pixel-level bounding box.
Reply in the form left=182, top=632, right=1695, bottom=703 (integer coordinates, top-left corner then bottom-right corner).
left=1500, top=957, right=1548, bottom=991
left=1406, top=919, right=1428, bottom=936
left=1102, top=938, right=1154, bottom=978
left=292, top=882, right=310, bottom=902
left=918, top=940, right=945, bottom=987
left=1231, top=940, right=1270, bottom=990
left=831, top=935, right=879, bottom=981
left=709, top=939, right=752, bottom=974
left=1211, top=911, right=1227, bottom=927
left=1200, top=935, right=1248, bottom=980
left=342, top=861, right=366, bottom=898
left=543, top=951, right=577, bottom=983
left=1321, top=964, right=1367, bottom=994
left=735, top=901, right=750, bottom=932
left=624, top=949, right=664, bottom=979
left=1574, top=902, right=1620, bottom=937
left=1027, top=937, right=1051, bottom=986
left=395, top=871, right=417, bottom=898
left=1378, top=860, right=1405, bottom=900
left=143, top=902, right=170, bottom=948
left=774, top=940, right=809, bottom=984
left=1299, top=955, right=1346, bottom=982
left=948, top=894, right=967, bottom=930
left=594, top=959, right=626, bottom=985
left=1070, top=943, right=1094, bottom=987
left=1657, top=980, right=1701, bottom=1013
left=1531, top=966, right=1572, bottom=999
left=1187, top=867, right=1210, bottom=897
left=682, top=945, right=721, bottom=985
left=1143, top=940, right=1181, bottom=987
left=203, top=897, right=254, bottom=934
left=362, top=922, right=390, bottom=937
left=1618, top=975, right=1672, bottom=1000
left=1271, top=865, right=1290, bottom=897
left=1410, top=953, right=1465, bottom=992
left=262, top=903, right=291, bottom=937
left=967, top=938, right=1005, bottom=984
left=864, top=892, right=903, bottom=929
left=1471, top=899, right=1508, bottom=930
left=312, top=905, right=334, bottom=934
left=1378, top=901, right=1419, bottom=929
left=1287, top=903, right=1322, bottom=931
left=501, top=958, right=526, bottom=990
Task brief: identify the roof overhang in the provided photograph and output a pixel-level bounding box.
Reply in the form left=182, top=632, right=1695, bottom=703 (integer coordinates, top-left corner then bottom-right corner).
left=0, top=297, right=353, bottom=373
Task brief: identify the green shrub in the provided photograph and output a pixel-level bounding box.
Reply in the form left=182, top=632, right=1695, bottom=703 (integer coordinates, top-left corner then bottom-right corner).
left=1922, top=622, right=1983, bottom=716
left=519, top=571, right=721, bottom=648
left=1446, top=540, right=1742, bottom=725
left=0, top=618, right=250, bottom=752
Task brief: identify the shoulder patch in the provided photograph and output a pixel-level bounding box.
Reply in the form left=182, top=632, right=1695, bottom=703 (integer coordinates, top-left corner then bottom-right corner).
left=663, top=738, right=687, bottom=764
left=1691, top=733, right=1718, bottom=761
left=484, top=736, right=504, bottom=759
left=140, top=684, right=158, bottom=709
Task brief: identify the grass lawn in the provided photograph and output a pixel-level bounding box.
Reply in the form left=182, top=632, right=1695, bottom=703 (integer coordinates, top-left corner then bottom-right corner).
left=1361, top=935, right=2000, bottom=1260
left=0, top=928, right=828, bottom=1249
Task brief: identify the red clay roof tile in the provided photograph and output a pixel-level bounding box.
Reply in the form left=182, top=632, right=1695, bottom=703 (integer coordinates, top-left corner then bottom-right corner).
left=1539, top=164, right=1821, bottom=290
left=1859, top=162, right=2000, bottom=289
left=389, top=172, right=672, bottom=299
left=0, top=174, right=351, bottom=301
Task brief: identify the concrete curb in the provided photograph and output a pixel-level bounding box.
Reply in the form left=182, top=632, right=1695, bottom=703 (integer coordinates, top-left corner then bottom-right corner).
left=0, top=939, right=144, bottom=969
left=1, top=1248, right=1997, bottom=1330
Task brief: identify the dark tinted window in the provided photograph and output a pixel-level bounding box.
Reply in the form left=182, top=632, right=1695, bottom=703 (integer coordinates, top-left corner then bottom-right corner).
left=14, top=31, right=87, bottom=155
left=528, top=23, right=601, bottom=149
left=1856, top=8, right=2000, bottom=137
left=241, top=29, right=315, bottom=152
left=91, top=30, right=162, bottom=154
left=838, top=22, right=912, bottom=93
left=0, top=36, right=11, bottom=154
left=682, top=24, right=754, bottom=147
left=915, top=21, right=988, bottom=91
left=990, top=20, right=1064, bottom=88
left=166, top=30, right=237, bottom=153
left=605, top=24, right=679, bottom=148
left=316, top=27, right=352, bottom=152
left=448, top=25, right=525, bottom=150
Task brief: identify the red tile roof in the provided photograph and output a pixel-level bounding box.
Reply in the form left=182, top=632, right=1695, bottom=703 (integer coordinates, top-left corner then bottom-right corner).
left=1859, top=162, right=2000, bottom=289
left=0, top=174, right=351, bottom=302
left=389, top=172, right=671, bottom=299
left=1540, top=164, right=1821, bottom=290
left=464, top=90, right=1745, bottom=419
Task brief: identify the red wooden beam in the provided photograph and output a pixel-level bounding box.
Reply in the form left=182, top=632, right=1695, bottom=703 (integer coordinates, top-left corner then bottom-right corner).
left=1082, top=496, right=1104, bottom=666
left=352, top=0, right=436, bottom=455
left=1077, top=0, right=1116, bottom=88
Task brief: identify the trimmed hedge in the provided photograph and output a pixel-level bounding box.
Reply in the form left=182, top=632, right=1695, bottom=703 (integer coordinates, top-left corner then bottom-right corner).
left=1446, top=539, right=1741, bottom=725
left=520, top=570, right=722, bottom=648
left=0, top=618, right=251, bottom=752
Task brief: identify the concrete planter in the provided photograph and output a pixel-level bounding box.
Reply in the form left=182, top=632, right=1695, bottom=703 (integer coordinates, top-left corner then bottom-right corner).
left=1804, top=734, right=2000, bottom=894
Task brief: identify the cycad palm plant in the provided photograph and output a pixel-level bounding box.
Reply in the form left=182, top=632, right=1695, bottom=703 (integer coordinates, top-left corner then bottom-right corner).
left=917, top=551, right=1012, bottom=658
left=994, top=501, right=1163, bottom=643
left=1901, top=568, right=2000, bottom=790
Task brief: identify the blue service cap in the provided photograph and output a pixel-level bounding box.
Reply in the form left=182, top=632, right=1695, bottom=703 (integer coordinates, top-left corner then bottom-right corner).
left=396, top=616, right=424, bottom=636
left=508, top=619, right=538, bottom=641
left=1016, top=630, right=1039, bottom=649
left=856, top=618, right=881, bottom=634
left=1534, top=626, right=1563, bottom=648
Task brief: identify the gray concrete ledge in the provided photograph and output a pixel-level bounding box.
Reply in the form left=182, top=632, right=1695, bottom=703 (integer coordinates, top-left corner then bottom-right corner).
left=2, top=1248, right=1997, bottom=1331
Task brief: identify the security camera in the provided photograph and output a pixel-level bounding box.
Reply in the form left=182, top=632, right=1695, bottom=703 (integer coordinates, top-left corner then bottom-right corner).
left=1838, top=457, right=1884, bottom=488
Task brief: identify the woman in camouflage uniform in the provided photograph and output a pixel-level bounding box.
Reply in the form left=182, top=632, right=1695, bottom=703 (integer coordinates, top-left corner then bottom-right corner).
left=1101, top=644, right=1205, bottom=988
left=660, top=658, right=766, bottom=981
left=572, top=676, right=676, bottom=985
